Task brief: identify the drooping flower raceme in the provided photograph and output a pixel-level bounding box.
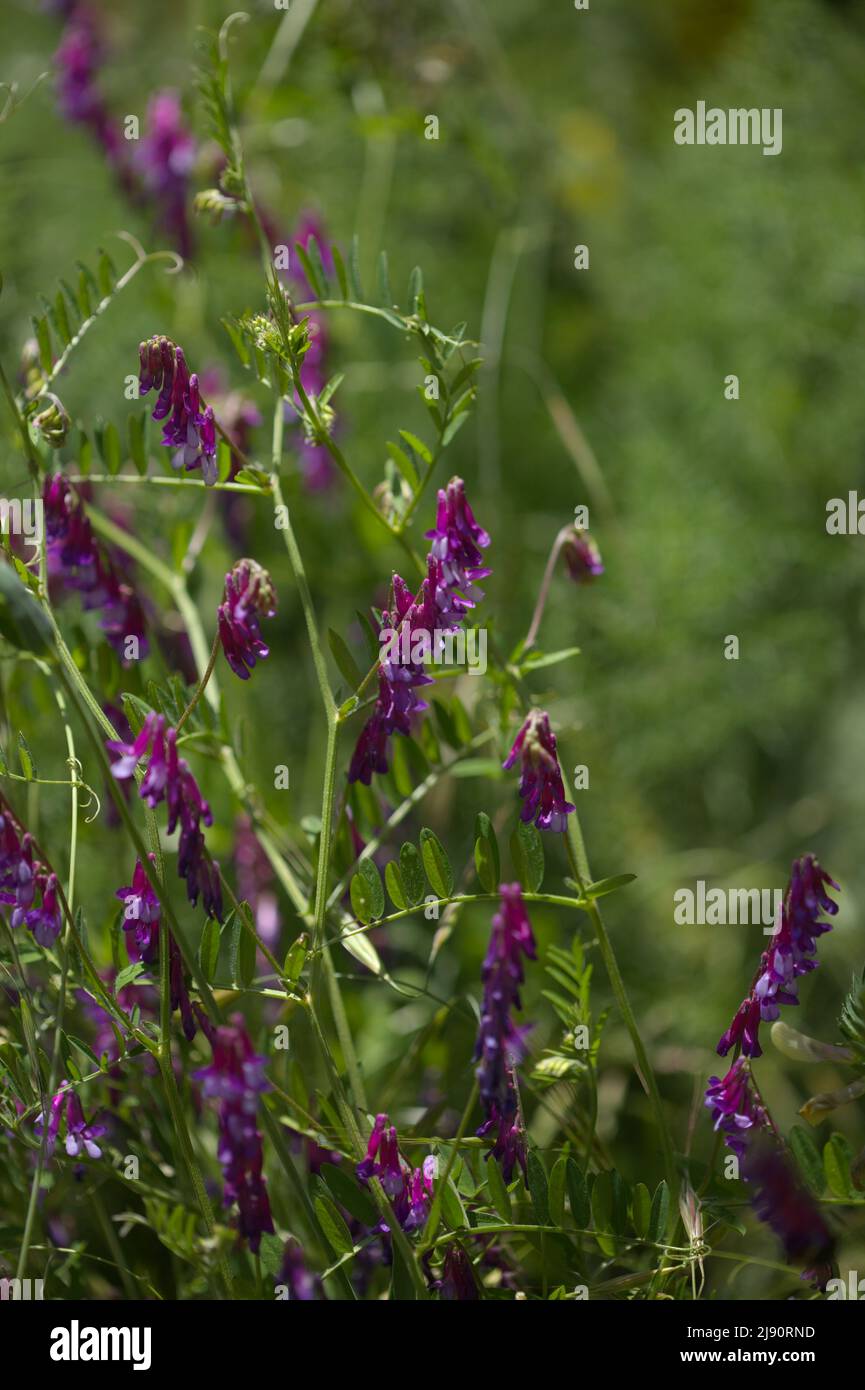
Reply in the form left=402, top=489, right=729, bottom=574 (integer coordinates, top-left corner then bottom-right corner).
left=717, top=855, right=838, bottom=1059
left=43, top=473, right=148, bottom=662
left=107, top=713, right=222, bottom=920
left=217, top=560, right=277, bottom=680
left=194, top=1015, right=274, bottom=1254
left=135, top=91, right=196, bottom=260
left=474, top=884, right=537, bottom=1180
left=703, top=1057, right=767, bottom=1157
left=742, top=1135, right=835, bottom=1290
left=349, top=477, right=491, bottom=785
left=138, top=337, right=218, bottom=485
left=0, top=804, right=63, bottom=948
left=425, top=475, right=492, bottom=605
left=116, top=856, right=200, bottom=1041
left=36, top=1081, right=107, bottom=1160
left=503, top=709, right=575, bottom=833
left=355, top=1112, right=436, bottom=1233
left=54, top=7, right=125, bottom=179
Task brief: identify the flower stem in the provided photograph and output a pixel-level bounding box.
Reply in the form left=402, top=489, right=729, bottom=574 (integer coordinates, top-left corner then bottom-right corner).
left=176, top=631, right=221, bottom=732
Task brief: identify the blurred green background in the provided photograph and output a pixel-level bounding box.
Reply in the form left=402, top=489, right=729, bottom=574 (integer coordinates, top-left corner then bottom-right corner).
left=2, top=0, right=865, bottom=1295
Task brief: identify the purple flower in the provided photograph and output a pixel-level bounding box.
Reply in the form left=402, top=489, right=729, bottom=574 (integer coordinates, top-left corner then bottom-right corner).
left=474, top=884, right=536, bottom=1179
left=64, top=1089, right=108, bottom=1159
left=36, top=1082, right=106, bottom=1161
left=503, top=709, right=575, bottom=833
left=43, top=474, right=148, bottom=662
left=704, top=1058, right=767, bottom=1157
left=116, top=856, right=200, bottom=1040
left=194, top=1015, right=274, bottom=1253
left=435, top=1243, right=479, bottom=1300
left=0, top=808, right=63, bottom=947
left=55, top=10, right=125, bottom=176
left=562, top=526, right=603, bottom=583
left=135, top=91, right=196, bottom=259
left=348, top=479, right=491, bottom=784
left=477, top=1096, right=527, bottom=1183
left=107, top=714, right=222, bottom=920
left=742, top=1136, right=835, bottom=1290
left=116, top=858, right=161, bottom=963
left=425, top=477, right=491, bottom=606
left=217, top=560, right=277, bottom=680
left=717, top=855, right=838, bottom=1059
left=355, top=1112, right=435, bottom=1234
left=138, top=337, right=218, bottom=485
left=474, top=884, right=536, bottom=1118
left=23, top=873, right=62, bottom=948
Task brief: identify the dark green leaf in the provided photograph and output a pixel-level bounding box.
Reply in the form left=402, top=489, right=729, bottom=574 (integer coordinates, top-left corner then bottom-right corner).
left=328, top=628, right=362, bottom=691
left=321, top=1162, right=377, bottom=1226
left=648, top=1180, right=670, bottom=1244
left=227, top=908, right=256, bottom=988
left=351, top=857, right=385, bottom=923
left=789, top=1124, right=825, bottom=1194
left=385, top=860, right=407, bottom=912
left=585, top=873, right=637, bottom=901
left=313, top=1193, right=354, bottom=1256
left=527, top=1150, right=550, bottom=1225
left=631, top=1181, right=652, bottom=1238
left=473, top=810, right=500, bottom=893
left=399, top=843, right=425, bottom=907
left=485, top=1154, right=512, bottom=1220
left=566, top=1159, right=590, bottom=1226
left=548, top=1154, right=567, bottom=1227
left=198, top=918, right=220, bottom=982
left=16, top=730, right=36, bottom=780
left=510, top=820, right=544, bottom=892
left=419, top=827, right=453, bottom=898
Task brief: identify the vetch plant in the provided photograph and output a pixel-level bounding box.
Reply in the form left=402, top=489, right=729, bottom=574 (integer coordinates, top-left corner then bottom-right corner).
left=1, top=7, right=860, bottom=1308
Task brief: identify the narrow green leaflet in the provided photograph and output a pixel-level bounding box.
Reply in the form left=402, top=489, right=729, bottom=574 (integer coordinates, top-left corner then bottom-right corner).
left=350, top=858, right=385, bottom=924
left=419, top=827, right=454, bottom=898
left=473, top=811, right=500, bottom=894
left=510, top=820, right=544, bottom=892
left=399, top=842, right=425, bottom=907
left=328, top=628, right=363, bottom=691
left=385, top=860, right=408, bottom=912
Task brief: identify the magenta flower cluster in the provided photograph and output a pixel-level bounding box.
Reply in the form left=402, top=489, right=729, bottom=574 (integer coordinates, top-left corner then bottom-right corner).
left=474, top=884, right=537, bottom=1180
left=356, top=1112, right=436, bottom=1233
left=194, top=1015, right=274, bottom=1254
left=0, top=805, right=62, bottom=948
left=138, top=337, right=218, bottom=485
left=703, top=1057, right=766, bottom=1158
left=107, top=713, right=222, bottom=920
left=116, top=857, right=201, bottom=1041
left=36, top=1081, right=106, bottom=1161
left=217, top=560, right=277, bottom=680
left=503, top=709, right=575, bottom=833
left=44, top=474, right=148, bottom=663
left=54, top=6, right=195, bottom=254
left=349, top=476, right=491, bottom=785
left=716, top=854, right=838, bottom=1059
